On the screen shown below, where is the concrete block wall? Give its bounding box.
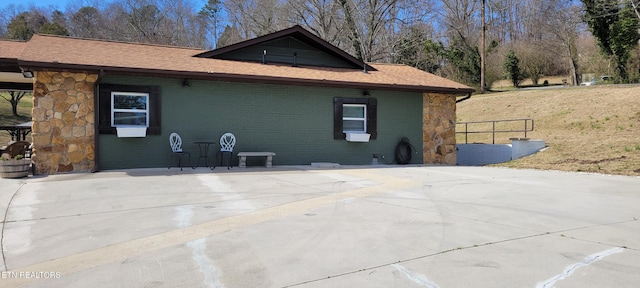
[511,138,546,159]
[456,144,513,166]
[457,139,546,166]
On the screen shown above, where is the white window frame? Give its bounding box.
[342,103,367,133]
[111,92,149,127]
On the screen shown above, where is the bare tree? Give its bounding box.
[224,0,287,39]
[516,42,549,85]
[336,0,364,60]
[337,0,409,62]
[217,24,244,47]
[1,91,28,117]
[437,0,482,84]
[163,0,208,48]
[93,0,210,47]
[69,6,105,38]
[393,23,440,71]
[544,2,583,85]
[199,0,223,48]
[284,0,344,45]
[5,9,49,40]
[0,0,618,86]
[439,0,480,44]
[632,0,640,20]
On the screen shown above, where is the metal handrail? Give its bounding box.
[456,118,534,144]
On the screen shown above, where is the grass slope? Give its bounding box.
[456,85,640,176]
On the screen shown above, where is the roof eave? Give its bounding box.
[0,82,32,90]
[18,61,474,95]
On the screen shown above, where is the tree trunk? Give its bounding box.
[337,0,363,61]
[2,91,26,117]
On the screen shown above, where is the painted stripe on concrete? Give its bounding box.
[188,238,223,288]
[173,205,194,228]
[173,186,222,288]
[392,264,440,288]
[3,169,414,286]
[536,247,625,288]
[197,174,254,211]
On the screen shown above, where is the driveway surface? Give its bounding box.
[1,166,638,287]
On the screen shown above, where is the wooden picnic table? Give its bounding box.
[0,121,32,142]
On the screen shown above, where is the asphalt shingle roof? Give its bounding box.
[0,40,27,59]
[5,34,474,94]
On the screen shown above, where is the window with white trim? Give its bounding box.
[111,92,149,127]
[342,104,367,133]
[333,97,377,140]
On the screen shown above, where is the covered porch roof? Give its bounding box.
[0,40,33,91]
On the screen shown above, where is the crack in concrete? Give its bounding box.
[283,218,636,287]
[1,182,26,272]
[2,192,332,223]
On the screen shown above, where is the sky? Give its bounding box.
[1,0,209,13]
[3,0,76,10]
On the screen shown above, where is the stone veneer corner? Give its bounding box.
[31,71,98,174]
[423,92,457,165]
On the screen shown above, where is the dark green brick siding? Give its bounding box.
[98,76,423,170]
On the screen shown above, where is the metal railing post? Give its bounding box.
[455,118,534,144]
[465,122,469,144]
[531,119,534,133]
[492,121,496,144]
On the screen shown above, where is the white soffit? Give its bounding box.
[0,72,33,83]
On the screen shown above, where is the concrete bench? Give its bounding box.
[237,152,276,168]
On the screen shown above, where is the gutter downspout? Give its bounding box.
[456,93,472,103]
[93,69,105,172]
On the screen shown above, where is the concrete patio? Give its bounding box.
[1,166,638,287]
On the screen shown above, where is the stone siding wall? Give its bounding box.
[31,71,98,174]
[423,93,457,165]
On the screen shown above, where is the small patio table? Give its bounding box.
[193,141,216,168]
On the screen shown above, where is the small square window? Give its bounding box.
[343,104,367,133]
[111,92,149,127]
[334,97,377,140]
[99,84,161,135]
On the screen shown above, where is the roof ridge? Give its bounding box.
[30,34,207,51]
[0,38,27,43]
[367,62,406,66]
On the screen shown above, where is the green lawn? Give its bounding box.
[0,92,33,145]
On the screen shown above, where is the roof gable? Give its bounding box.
[195,25,375,71]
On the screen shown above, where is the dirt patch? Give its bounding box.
[553,156,627,165]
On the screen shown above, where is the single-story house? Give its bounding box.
[0,25,474,174]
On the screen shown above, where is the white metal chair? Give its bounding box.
[169,132,192,171]
[214,132,236,169]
